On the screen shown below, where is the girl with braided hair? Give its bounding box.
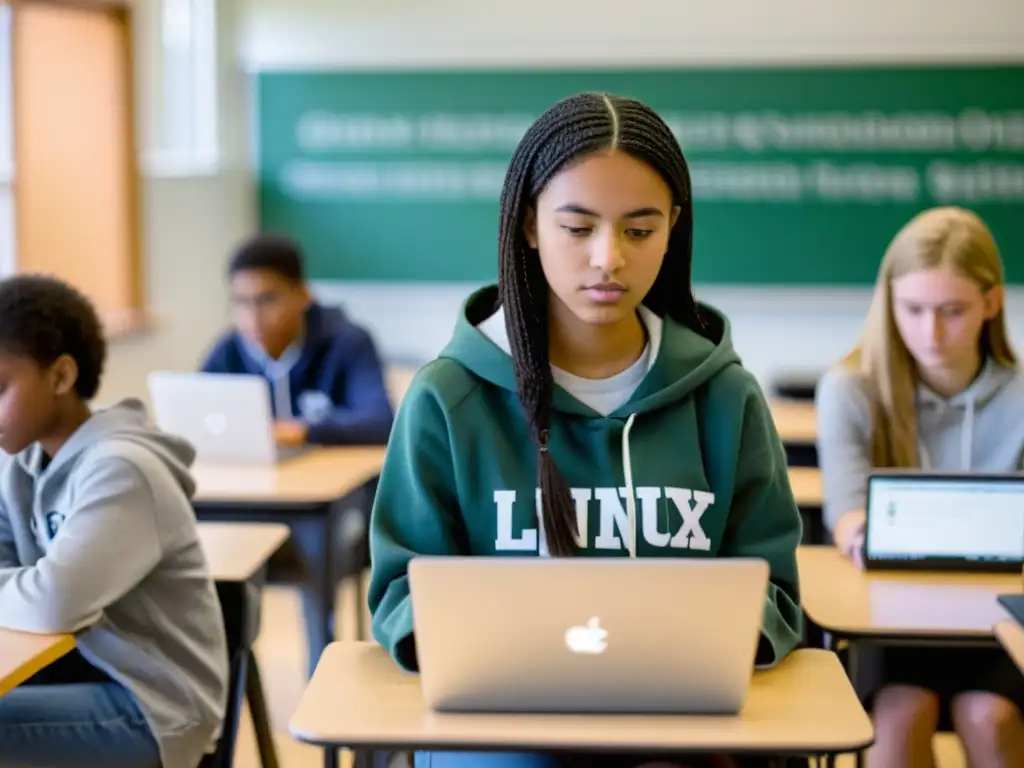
[368,92,804,768]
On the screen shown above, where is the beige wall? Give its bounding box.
[238,0,1024,67]
[98,171,252,404]
[96,0,254,406]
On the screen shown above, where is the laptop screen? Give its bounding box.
[865,474,1024,567]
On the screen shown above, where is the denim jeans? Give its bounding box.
[414,753,740,767]
[415,754,562,768]
[0,681,160,767]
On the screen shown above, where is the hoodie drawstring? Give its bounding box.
[622,413,638,558]
[961,399,974,471]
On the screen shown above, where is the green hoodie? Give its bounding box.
[369,286,803,672]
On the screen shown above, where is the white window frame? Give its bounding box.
[143,0,219,177]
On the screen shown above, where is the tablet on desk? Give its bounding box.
[864,472,1024,573]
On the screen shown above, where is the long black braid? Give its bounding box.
[497,92,704,557]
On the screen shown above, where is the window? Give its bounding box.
[12,1,143,334]
[147,0,218,175]
[0,2,13,277]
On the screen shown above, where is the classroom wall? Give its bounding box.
[238,0,1024,66]
[234,0,1024,386]
[96,0,253,406]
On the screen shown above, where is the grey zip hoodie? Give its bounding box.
[0,399,228,768]
[815,357,1024,532]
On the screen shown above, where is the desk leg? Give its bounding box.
[354,566,367,641]
[829,639,866,768]
[292,515,337,677]
[323,747,339,768]
[246,658,279,768]
[192,504,339,678]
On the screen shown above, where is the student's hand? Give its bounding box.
[274,420,308,447]
[834,509,867,570]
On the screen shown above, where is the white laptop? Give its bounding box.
[865,471,1024,573]
[147,371,305,464]
[408,557,769,714]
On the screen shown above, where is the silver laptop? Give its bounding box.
[865,471,1024,573]
[408,556,769,714]
[147,371,305,464]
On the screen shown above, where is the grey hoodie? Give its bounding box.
[815,358,1024,532]
[0,399,228,768]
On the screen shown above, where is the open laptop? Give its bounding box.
[147,371,305,464]
[998,595,1024,629]
[408,557,769,714]
[864,471,1024,573]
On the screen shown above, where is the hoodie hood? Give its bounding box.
[240,301,349,371]
[239,301,352,420]
[916,357,1019,471]
[440,286,745,565]
[290,301,353,357]
[17,398,196,497]
[917,356,1013,411]
[439,285,741,418]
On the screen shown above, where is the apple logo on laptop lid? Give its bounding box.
[565,616,608,655]
[204,412,228,436]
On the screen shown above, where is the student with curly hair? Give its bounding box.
[0,275,228,768]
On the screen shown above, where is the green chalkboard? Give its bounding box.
[255,66,1024,285]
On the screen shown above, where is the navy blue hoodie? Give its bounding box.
[201,302,394,445]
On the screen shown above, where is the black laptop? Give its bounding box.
[999,595,1024,628]
[864,471,1024,574]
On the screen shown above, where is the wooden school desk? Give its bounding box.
[799,547,1020,766]
[798,545,1021,642]
[787,466,825,546]
[193,447,386,677]
[995,620,1024,675]
[0,629,75,698]
[769,399,817,446]
[198,521,291,583]
[787,467,821,509]
[291,642,873,768]
[198,521,291,768]
[769,397,818,473]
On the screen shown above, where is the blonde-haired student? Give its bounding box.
[816,206,1024,766]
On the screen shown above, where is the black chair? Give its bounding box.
[785,444,819,469]
[771,376,820,402]
[200,580,278,768]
